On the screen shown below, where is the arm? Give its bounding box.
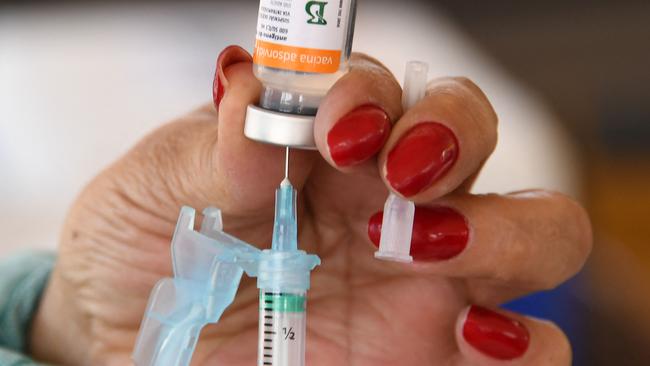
[0,252,55,365]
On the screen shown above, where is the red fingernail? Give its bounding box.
[213,45,252,110]
[463,306,530,360]
[327,105,391,167]
[368,206,468,261]
[385,122,459,197]
[368,211,384,246]
[213,71,225,109]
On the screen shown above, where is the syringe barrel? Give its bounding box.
[258,290,308,366]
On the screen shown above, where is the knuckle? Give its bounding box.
[426,77,498,148]
[459,79,498,132]
[451,76,482,97]
[349,53,395,79]
[333,57,402,115]
[428,77,495,117]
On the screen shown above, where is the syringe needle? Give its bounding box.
[284,146,290,181]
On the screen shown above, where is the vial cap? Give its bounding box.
[244,105,317,150]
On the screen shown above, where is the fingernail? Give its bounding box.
[327,105,391,167]
[213,70,225,109]
[367,206,468,261]
[368,211,384,246]
[385,122,459,197]
[463,306,530,360]
[213,45,252,110]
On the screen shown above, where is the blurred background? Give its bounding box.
[1,0,649,364]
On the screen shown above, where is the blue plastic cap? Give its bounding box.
[272,179,298,252]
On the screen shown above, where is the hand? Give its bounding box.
[30,46,592,366]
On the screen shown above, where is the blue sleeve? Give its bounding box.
[0,251,56,365]
[0,348,47,366]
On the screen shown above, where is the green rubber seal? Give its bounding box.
[261,293,306,313]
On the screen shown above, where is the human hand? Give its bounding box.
[30,46,592,366]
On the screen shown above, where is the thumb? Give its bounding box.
[110,46,317,225]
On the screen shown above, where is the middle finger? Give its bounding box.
[367,190,593,304]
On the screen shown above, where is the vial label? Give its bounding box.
[255,0,351,74]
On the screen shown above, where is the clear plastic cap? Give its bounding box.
[374,61,429,263]
[402,61,429,110]
[374,193,416,263]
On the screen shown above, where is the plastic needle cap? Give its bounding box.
[272,147,298,252]
[374,61,430,263]
[272,178,298,252]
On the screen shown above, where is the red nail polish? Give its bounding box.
[213,70,225,109]
[463,306,530,360]
[368,211,384,246]
[367,206,468,261]
[412,206,468,260]
[327,105,391,167]
[213,45,252,110]
[385,122,459,197]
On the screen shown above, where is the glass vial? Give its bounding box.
[245,0,358,149]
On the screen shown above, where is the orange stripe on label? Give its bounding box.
[254,40,341,74]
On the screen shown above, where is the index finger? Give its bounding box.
[378,77,499,202]
[314,53,403,173]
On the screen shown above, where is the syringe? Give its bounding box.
[131,147,320,366]
[257,148,320,366]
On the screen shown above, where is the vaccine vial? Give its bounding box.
[245,0,358,149]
